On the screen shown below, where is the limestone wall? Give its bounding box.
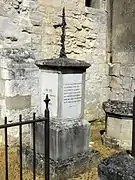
[0,0,42,142]
[109,0,135,101]
[0,57,39,143]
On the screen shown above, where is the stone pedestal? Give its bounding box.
[103,100,133,150]
[35,119,90,161]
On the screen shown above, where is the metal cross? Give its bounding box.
[53,7,67,58]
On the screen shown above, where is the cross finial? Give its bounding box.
[53,7,67,58]
[44,94,50,110]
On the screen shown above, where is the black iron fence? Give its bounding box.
[0,94,50,180]
[132,95,135,157]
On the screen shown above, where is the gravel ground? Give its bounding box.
[0,122,119,180]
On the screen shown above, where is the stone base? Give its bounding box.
[98,151,135,180]
[106,117,132,150]
[102,134,131,150]
[18,147,100,180]
[31,118,90,161]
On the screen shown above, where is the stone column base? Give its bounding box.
[98,152,135,180]
[17,147,100,180]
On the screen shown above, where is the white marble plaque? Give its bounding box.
[62,74,82,119]
[40,70,58,117]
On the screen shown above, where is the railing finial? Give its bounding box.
[44,94,50,110]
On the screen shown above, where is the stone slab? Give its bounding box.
[103,100,133,117]
[98,152,135,180]
[35,58,90,69]
[105,117,132,150]
[5,95,31,110]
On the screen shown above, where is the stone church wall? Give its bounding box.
[109,0,135,101]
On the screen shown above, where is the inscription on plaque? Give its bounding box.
[63,83,81,105]
[62,74,82,119]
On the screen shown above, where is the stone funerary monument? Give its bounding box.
[22,7,98,179]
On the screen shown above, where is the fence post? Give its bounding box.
[4,117,8,180]
[19,114,23,180]
[132,95,135,157]
[44,94,50,180]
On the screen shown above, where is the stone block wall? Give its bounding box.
[0,0,43,57]
[0,50,39,144]
[109,0,135,102]
[0,0,42,143]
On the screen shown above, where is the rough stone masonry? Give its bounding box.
[0,0,109,141]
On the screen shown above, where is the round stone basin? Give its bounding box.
[103,100,133,150]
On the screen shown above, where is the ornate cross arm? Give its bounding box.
[53,7,67,58]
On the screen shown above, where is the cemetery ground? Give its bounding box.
[0,120,119,180]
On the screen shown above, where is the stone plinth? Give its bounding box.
[98,152,135,180]
[33,119,90,161]
[103,100,133,150]
[19,146,100,180]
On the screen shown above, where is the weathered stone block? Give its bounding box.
[130,66,135,78]
[107,117,121,140]
[30,11,42,26]
[122,77,132,90]
[0,79,5,97]
[131,79,135,92]
[1,68,15,80]
[38,0,61,7]
[98,64,109,75]
[5,78,39,96]
[107,117,132,150]
[6,95,31,110]
[20,18,32,33]
[113,52,129,64]
[32,119,90,161]
[31,34,42,44]
[110,63,120,76]
[120,65,130,77]
[110,76,122,90]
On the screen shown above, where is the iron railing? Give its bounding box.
[132,95,135,157]
[0,94,50,180]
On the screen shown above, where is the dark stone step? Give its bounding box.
[98,151,135,180]
[17,146,100,180]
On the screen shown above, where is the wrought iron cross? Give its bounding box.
[53,7,67,58]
